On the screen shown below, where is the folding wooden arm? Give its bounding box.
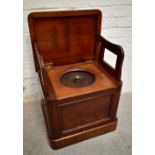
[98,35,124,81]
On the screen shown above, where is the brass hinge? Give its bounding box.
[82,54,93,64]
[84,59,93,63]
[44,62,54,70]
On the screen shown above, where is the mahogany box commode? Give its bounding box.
[28,10,124,149]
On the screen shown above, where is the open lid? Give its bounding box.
[28,10,102,71]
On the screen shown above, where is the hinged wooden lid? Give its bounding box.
[28,10,101,71]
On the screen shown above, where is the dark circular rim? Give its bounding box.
[60,69,96,88]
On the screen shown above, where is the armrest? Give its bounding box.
[98,35,124,81]
[34,43,48,96]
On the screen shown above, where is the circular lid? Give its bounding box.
[60,70,95,88]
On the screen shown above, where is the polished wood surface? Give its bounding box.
[41,98,117,149]
[98,36,124,80]
[28,10,101,71]
[28,10,124,149]
[46,62,117,100]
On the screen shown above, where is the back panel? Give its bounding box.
[28,10,101,71]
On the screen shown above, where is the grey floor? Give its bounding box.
[24,93,132,155]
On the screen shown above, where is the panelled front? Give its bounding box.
[58,94,114,135]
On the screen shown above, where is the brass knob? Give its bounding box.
[74,74,81,82]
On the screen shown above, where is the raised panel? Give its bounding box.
[60,95,112,132]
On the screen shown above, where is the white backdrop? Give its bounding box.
[23,0,132,97]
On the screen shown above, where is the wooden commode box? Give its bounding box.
[28,10,124,149]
